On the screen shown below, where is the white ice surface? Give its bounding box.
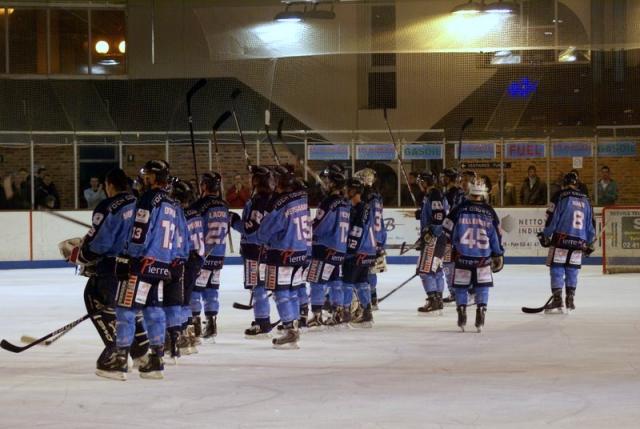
[0,265,639,429]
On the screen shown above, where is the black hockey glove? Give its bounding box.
[229,211,241,227]
[490,255,504,273]
[583,242,595,257]
[414,209,422,220]
[115,256,131,281]
[536,232,551,248]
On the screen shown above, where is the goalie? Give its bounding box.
[59,168,150,380]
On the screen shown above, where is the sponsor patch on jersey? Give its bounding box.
[292,266,305,286]
[157,280,164,303]
[245,260,258,287]
[259,263,266,282]
[277,266,293,285]
[211,270,221,286]
[195,269,211,287]
[135,209,150,224]
[569,250,582,265]
[92,212,104,226]
[553,248,569,264]
[442,218,454,231]
[321,263,335,281]
[135,281,151,304]
[453,268,471,286]
[477,265,493,284]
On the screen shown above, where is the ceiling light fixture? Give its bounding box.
[274,2,306,22]
[484,0,517,14]
[451,0,483,15]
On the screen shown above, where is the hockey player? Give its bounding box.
[229,166,276,338]
[538,171,595,313]
[441,168,464,304]
[59,168,150,380]
[340,177,377,328]
[306,165,350,329]
[107,160,179,379]
[443,177,504,332]
[415,171,449,315]
[353,168,386,310]
[190,172,230,341]
[256,165,309,349]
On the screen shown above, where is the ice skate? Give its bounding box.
[177,329,195,355]
[324,307,343,328]
[192,316,203,345]
[544,290,565,314]
[475,305,486,333]
[299,305,309,330]
[95,348,128,381]
[165,330,181,365]
[565,289,576,312]
[131,353,149,371]
[350,305,373,329]
[272,325,300,349]
[417,293,443,316]
[340,307,352,328]
[202,315,217,342]
[306,310,325,331]
[443,293,456,307]
[139,348,164,379]
[245,319,272,339]
[371,293,379,311]
[457,305,467,332]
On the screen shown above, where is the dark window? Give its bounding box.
[1,9,7,73]
[9,9,48,73]
[368,71,396,109]
[371,53,395,67]
[91,10,126,75]
[50,9,88,74]
[79,146,116,160]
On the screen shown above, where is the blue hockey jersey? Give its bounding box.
[311,193,350,262]
[81,192,136,274]
[446,186,465,209]
[192,195,229,259]
[232,193,272,261]
[366,190,387,249]
[127,188,179,278]
[347,200,377,257]
[420,188,449,237]
[173,205,190,260]
[184,206,205,258]
[443,200,503,259]
[256,189,309,266]
[543,189,595,249]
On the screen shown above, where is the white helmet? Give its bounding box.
[354,168,376,187]
[467,177,489,200]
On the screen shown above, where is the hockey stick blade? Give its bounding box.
[1,313,92,353]
[213,111,232,131]
[186,78,207,102]
[521,295,554,314]
[232,302,253,310]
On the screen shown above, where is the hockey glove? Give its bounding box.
[115,256,131,281]
[490,255,504,273]
[414,209,422,220]
[536,232,551,248]
[584,242,595,257]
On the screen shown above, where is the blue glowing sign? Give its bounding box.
[508,78,538,98]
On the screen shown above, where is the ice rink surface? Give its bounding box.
[0,264,639,429]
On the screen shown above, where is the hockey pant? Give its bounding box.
[191,267,220,316]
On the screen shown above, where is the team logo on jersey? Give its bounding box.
[135,209,150,223]
[92,212,104,226]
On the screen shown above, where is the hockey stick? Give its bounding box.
[377,273,419,303]
[456,117,474,169]
[233,292,274,310]
[229,88,252,171]
[383,108,418,208]
[211,110,235,254]
[400,239,421,255]
[20,328,69,347]
[186,78,207,186]
[521,295,554,314]
[276,119,327,191]
[1,313,92,353]
[265,110,281,166]
[44,210,91,229]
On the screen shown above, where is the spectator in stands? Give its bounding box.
[570,169,589,196]
[550,171,564,198]
[490,173,516,206]
[520,165,547,205]
[1,168,31,209]
[83,176,107,209]
[226,174,250,208]
[36,173,60,209]
[597,166,618,206]
[401,172,423,207]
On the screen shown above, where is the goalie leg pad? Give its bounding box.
[253,286,270,320]
[84,277,117,348]
[142,306,166,348]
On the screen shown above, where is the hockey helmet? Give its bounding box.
[171,179,193,205]
[467,177,489,199]
[353,168,376,187]
[272,164,296,190]
[443,167,459,179]
[417,171,437,188]
[200,172,222,194]
[346,177,364,195]
[563,171,579,187]
[140,159,170,183]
